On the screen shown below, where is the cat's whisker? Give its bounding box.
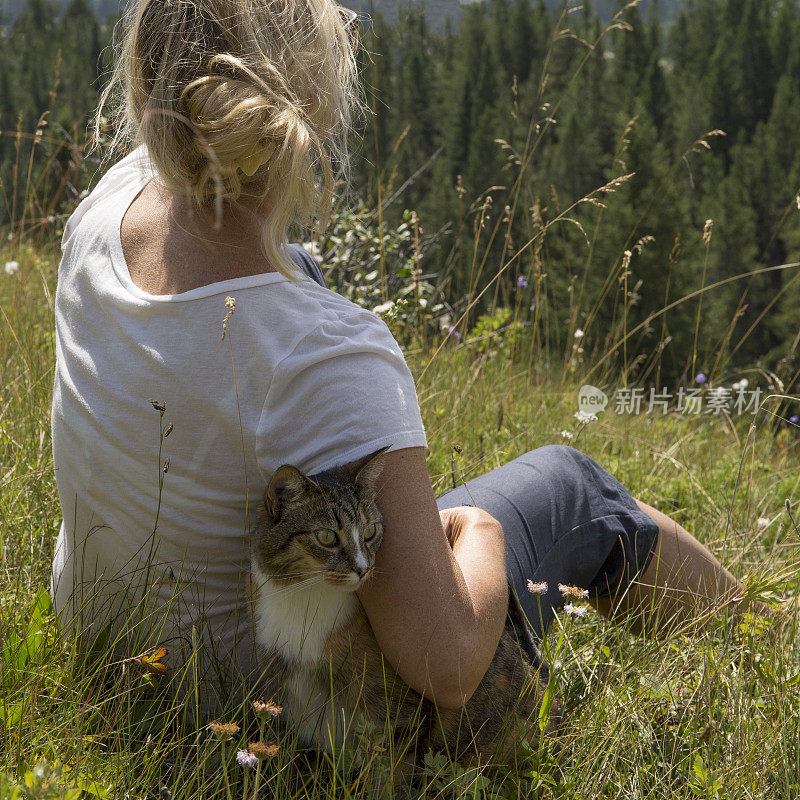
[275,569,330,579]
[254,575,330,601]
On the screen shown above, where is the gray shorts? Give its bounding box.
[436,445,660,643]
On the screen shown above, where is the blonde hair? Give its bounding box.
[94,0,365,278]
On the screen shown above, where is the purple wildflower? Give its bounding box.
[790,415,799,425]
[517,276,528,289]
[447,326,461,341]
[695,373,707,386]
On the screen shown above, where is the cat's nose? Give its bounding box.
[353,554,370,579]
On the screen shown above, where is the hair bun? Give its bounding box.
[96,0,365,276]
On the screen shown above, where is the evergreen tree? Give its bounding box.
[56,0,101,129]
[11,0,60,120]
[387,2,438,213]
[350,11,394,203]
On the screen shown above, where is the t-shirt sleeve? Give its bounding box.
[256,311,427,478]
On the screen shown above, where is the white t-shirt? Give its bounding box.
[50,145,427,688]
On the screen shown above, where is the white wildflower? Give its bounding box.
[574,410,598,424]
[4,260,19,276]
[564,603,588,617]
[373,301,395,316]
[527,580,548,595]
[301,240,321,257]
[732,379,749,392]
[236,749,258,768]
[756,517,771,530]
[574,328,584,339]
[560,430,574,441]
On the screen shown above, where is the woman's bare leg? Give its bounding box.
[591,499,775,633]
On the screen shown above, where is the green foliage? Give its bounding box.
[466,307,528,359]
[3,239,800,798]
[318,204,445,346]
[1,760,83,800]
[351,0,800,386]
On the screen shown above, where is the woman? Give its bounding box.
[51,0,763,717]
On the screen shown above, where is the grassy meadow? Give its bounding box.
[2,1,800,789]
[2,227,800,799]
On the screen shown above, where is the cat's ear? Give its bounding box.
[350,446,391,490]
[265,465,314,522]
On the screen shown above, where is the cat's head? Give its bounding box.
[253,447,389,591]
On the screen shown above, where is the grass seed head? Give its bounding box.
[253,699,282,718]
[248,741,280,760]
[559,583,589,599]
[208,721,240,740]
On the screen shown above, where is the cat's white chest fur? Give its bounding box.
[250,561,360,750]
[250,561,359,665]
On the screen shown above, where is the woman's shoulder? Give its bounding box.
[257,293,426,475]
[276,285,401,358]
[259,266,387,334]
[61,145,153,251]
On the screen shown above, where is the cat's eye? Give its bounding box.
[363,522,377,541]
[314,528,338,547]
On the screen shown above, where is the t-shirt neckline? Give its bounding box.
[107,153,297,304]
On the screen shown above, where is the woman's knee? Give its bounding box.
[518,444,586,488]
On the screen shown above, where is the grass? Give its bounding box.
[2,234,800,798]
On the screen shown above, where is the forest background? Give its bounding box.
[2,0,800,389]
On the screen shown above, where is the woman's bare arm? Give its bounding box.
[356,447,508,710]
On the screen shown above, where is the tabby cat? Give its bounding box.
[248,447,555,767]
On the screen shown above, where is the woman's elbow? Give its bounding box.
[422,633,496,710]
[428,676,480,711]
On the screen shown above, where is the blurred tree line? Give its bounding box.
[2,0,799,387]
[349,0,800,386]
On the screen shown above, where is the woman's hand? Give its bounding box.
[356,448,508,710]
